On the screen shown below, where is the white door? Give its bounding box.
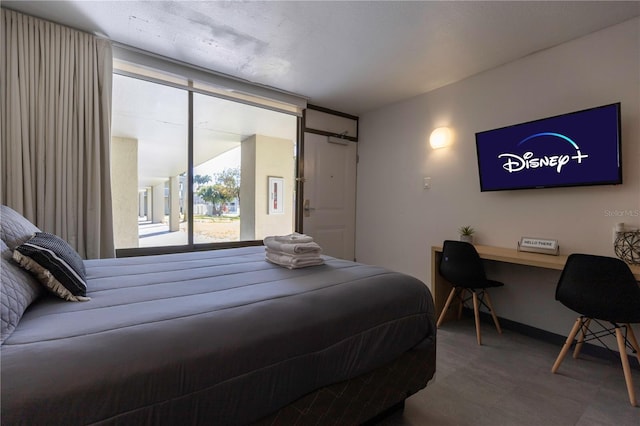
[302,132,357,260]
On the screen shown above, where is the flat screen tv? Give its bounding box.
[475,103,622,192]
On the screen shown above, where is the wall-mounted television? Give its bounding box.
[475,103,622,192]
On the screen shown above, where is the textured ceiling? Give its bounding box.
[3,1,640,115]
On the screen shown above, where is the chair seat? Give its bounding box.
[552,253,640,407]
[461,279,504,289]
[556,254,640,324]
[594,312,640,324]
[485,279,504,288]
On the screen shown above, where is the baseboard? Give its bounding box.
[462,308,640,371]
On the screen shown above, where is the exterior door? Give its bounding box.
[302,132,357,260]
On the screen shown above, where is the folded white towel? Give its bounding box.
[265,248,321,260]
[263,236,322,255]
[273,233,314,244]
[265,249,324,269]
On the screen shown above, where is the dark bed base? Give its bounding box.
[253,338,436,426]
[361,401,406,425]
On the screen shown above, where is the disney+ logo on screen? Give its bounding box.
[475,104,620,191]
[498,132,589,174]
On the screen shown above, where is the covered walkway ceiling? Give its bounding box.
[112,74,296,189]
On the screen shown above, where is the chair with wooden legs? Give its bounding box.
[436,240,504,345]
[551,253,640,407]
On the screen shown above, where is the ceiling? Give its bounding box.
[4,1,639,115]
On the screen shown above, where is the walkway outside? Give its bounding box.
[138,217,240,247]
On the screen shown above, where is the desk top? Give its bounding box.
[432,244,640,280]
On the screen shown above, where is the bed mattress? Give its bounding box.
[1,246,436,425]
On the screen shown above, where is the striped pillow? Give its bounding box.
[13,232,90,302]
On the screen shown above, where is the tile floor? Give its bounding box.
[378,318,640,426]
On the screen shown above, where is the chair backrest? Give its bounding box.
[439,240,488,289]
[556,253,640,323]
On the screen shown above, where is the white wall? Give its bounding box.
[356,18,640,336]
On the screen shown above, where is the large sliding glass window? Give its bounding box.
[111,74,297,253]
[111,74,188,249]
[193,93,297,244]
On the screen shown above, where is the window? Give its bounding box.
[111,74,298,254]
[192,93,297,244]
[111,75,188,249]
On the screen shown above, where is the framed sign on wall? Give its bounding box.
[268,176,284,215]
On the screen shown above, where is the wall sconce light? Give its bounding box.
[430,127,451,149]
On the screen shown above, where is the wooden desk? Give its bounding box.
[431,244,640,319]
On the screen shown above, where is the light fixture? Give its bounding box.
[430,127,451,149]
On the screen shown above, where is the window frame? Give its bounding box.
[112,55,304,258]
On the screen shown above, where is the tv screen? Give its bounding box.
[475,103,622,192]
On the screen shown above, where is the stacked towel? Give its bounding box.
[273,233,314,244]
[263,235,321,254]
[264,233,324,269]
[264,250,324,269]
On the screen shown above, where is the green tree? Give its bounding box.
[215,168,240,203]
[197,185,225,216]
[196,168,240,216]
[193,174,211,187]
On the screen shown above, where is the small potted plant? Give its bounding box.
[458,226,475,244]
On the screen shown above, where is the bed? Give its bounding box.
[1,206,436,425]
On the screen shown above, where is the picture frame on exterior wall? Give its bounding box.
[268,176,284,215]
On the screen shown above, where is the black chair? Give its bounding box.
[551,253,640,407]
[436,240,504,345]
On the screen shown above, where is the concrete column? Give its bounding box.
[111,137,139,249]
[169,175,180,232]
[241,134,295,241]
[241,136,257,240]
[152,182,166,224]
[138,191,145,218]
[181,176,188,224]
[145,188,151,219]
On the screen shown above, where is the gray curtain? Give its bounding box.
[1,8,115,259]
